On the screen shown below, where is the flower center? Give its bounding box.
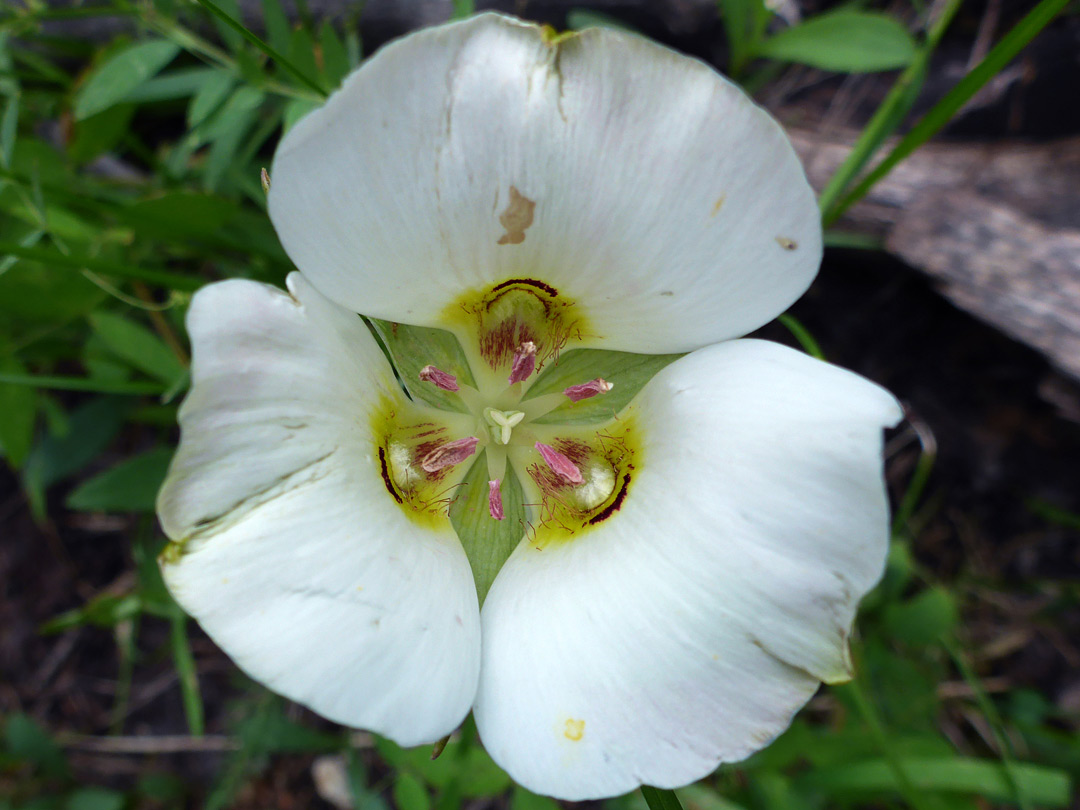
[374,279,641,562]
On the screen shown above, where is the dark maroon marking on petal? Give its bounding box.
[378,446,403,504]
[489,278,559,298]
[587,473,631,525]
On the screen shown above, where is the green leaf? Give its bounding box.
[318,20,350,88]
[757,12,917,73]
[0,354,37,468]
[777,313,825,360]
[283,96,319,131]
[22,396,128,518]
[136,773,187,803]
[376,728,510,798]
[261,0,292,54]
[286,27,321,91]
[66,446,174,512]
[3,714,68,778]
[718,0,771,76]
[346,748,391,810]
[170,615,204,736]
[90,311,186,386]
[525,349,682,425]
[234,698,341,754]
[678,785,752,810]
[123,66,223,103]
[565,10,639,32]
[368,319,478,412]
[192,0,328,97]
[187,69,236,128]
[882,586,958,646]
[0,372,164,395]
[65,787,125,810]
[41,592,142,633]
[817,0,963,218]
[74,40,181,120]
[208,0,245,52]
[201,86,264,191]
[641,787,685,810]
[799,758,1071,806]
[450,0,475,20]
[450,451,526,605]
[69,103,135,164]
[510,787,561,810]
[394,773,431,810]
[829,0,1069,220]
[122,192,239,240]
[0,240,202,291]
[0,92,18,169]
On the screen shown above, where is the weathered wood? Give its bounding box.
[790,129,1080,380]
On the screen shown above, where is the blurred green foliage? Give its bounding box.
[0,0,1076,807]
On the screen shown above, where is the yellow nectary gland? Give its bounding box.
[442,279,587,378]
[523,417,640,545]
[369,396,470,528]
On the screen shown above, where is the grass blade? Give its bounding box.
[0,241,203,290]
[0,372,166,395]
[801,757,1071,805]
[818,0,963,221]
[943,638,1032,810]
[191,0,328,98]
[828,0,1070,221]
[170,613,206,736]
[837,677,935,810]
[778,314,825,360]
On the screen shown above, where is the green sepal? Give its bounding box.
[368,319,477,413]
[449,451,525,606]
[525,349,683,424]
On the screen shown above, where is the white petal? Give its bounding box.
[474,340,900,799]
[268,14,820,353]
[158,274,480,746]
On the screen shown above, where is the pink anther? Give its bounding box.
[420,437,479,472]
[419,365,459,392]
[508,341,537,384]
[488,479,505,520]
[563,378,614,402]
[534,442,584,485]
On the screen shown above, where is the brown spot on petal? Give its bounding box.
[712,194,726,215]
[497,186,535,245]
[776,236,798,251]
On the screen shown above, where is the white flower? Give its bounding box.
[156,13,901,800]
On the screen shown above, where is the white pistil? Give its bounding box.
[420,436,479,472]
[419,364,460,392]
[535,442,584,485]
[508,341,537,384]
[484,408,526,445]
